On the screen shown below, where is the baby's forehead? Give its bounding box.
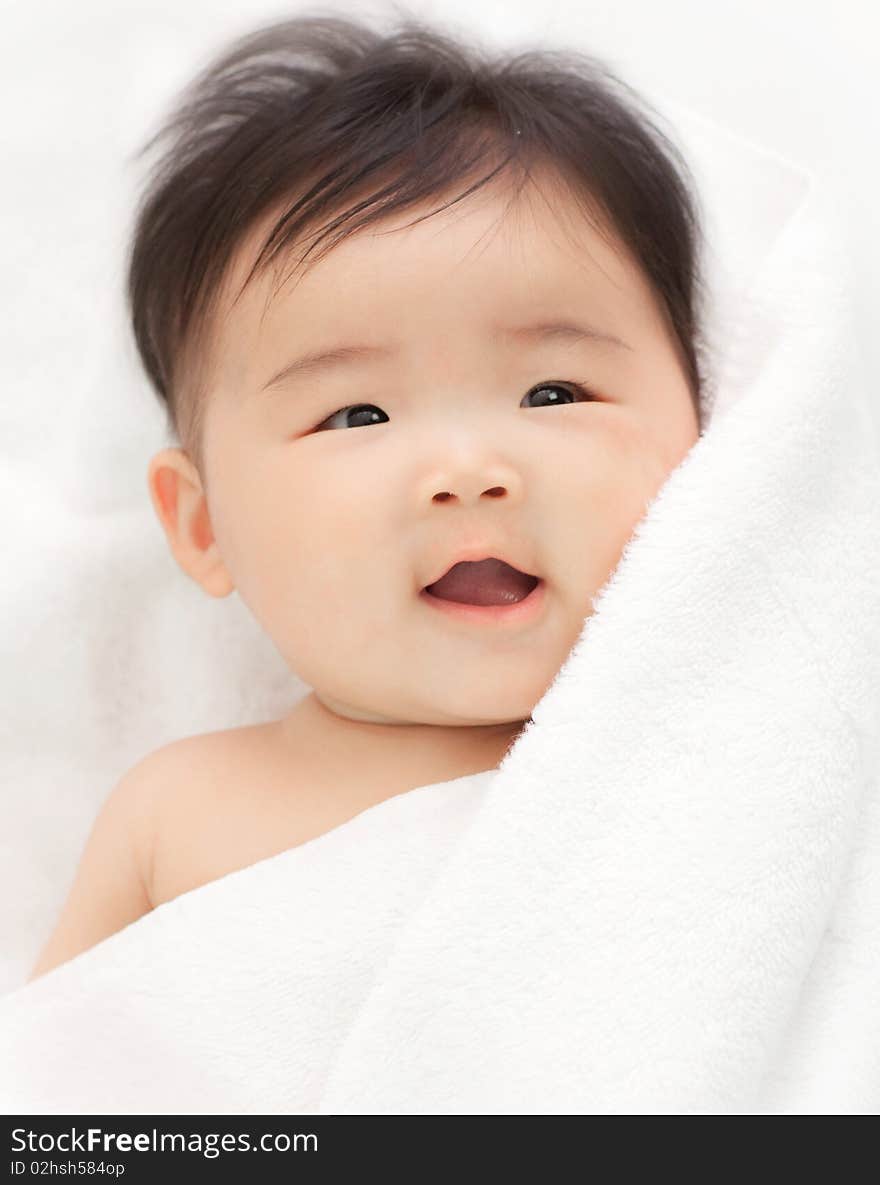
[231,163,612,294]
[250,212,627,340]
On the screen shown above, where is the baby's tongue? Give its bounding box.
[426,558,536,606]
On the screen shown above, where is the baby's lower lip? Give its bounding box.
[418,578,547,626]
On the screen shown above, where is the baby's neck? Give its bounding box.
[281,691,527,776]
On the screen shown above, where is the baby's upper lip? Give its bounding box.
[422,546,540,590]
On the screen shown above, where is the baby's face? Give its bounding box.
[151,169,699,730]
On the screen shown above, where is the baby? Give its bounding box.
[29,12,702,981]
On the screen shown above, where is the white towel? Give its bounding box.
[2,102,878,1115]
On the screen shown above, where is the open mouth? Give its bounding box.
[422,557,540,606]
[420,558,545,624]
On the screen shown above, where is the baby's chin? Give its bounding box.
[422,660,568,727]
[404,685,546,731]
[313,690,534,732]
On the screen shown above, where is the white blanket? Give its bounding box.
[2,103,879,1115]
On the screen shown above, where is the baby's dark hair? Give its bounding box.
[125,8,705,479]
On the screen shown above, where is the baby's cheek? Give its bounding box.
[563,404,651,477]
[598,404,688,493]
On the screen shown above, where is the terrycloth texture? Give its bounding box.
[1,103,879,1114]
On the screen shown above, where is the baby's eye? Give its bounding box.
[316,404,390,431]
[522,381,596,409]
[313,380,596,431]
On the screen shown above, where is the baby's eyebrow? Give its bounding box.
[258,319,631,395]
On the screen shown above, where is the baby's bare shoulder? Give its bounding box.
[26,725,291,981]
[145,722,299,907]
[146,722,283,802]
[140,723,280,839]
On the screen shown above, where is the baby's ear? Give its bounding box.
[146,448,234,598]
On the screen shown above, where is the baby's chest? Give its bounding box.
[146,721,491,910]
[147,756,411,909]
